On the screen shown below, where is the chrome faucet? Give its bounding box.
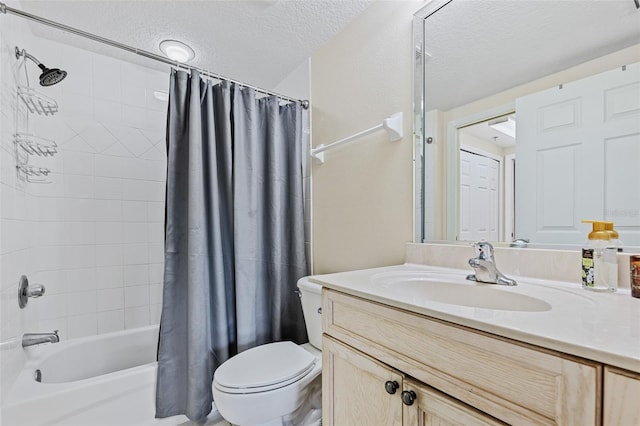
[22,330,59,347]
[466,242,517,286]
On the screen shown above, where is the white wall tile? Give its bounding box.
[66,268,97,293]
[64,174,95,198]
[123,222,148,243]
[62,245,95,270]
[124,264,149,286]
[149,304,162,325]
[95,266,123,289]
[80,124,117,153]
[122,105,147,129]
[66,222,96,245]
[36,293,67,321]
[93,55,121,103]
[62,198,95,222]
[123,201,147,222]
[95,244,123,267]
[97,309,124,334]
[64,151,95,176]
[62,91,94,119]
[94,177,122,200]
[94,199,122,222]
[149,284,163,305]
[35,197,64,221]
[66,291,97,316]
[95,222,123,245]
[125,285,149,308]
[94,154,124,178]
[125,306,149,329]
[123,244,149,265]
[149,263,164,284]
[67,313,97,339]
[148,223,164,243]
[35,221,67,247]
[94,99,122,123]
[97,288,124,312]
[147,202,165,223]
[61,45,94,95]
[148,243,164,264]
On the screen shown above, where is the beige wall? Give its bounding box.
[310,1,423,274]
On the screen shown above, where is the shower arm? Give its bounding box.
[15,47,45,70]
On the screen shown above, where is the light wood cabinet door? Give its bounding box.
[604,366,640,426]
[323,335,403,426]
[323,289,601,425]
[403,378,505,426]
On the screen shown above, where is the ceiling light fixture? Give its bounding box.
[159,40,195,63]
[488,116,516,138]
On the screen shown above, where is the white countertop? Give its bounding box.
[310,263,640,373]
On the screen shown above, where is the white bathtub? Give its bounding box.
[1,326,222,426]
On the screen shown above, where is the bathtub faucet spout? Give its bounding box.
[22,330,59,347]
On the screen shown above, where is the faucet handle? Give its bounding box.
[472,241,494,260]
[26,283,45,298]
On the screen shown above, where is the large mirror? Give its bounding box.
[414,0,640,248]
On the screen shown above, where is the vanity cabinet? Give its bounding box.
[322,289,600,426]
[323,335,503,426]
[603,367,640,425]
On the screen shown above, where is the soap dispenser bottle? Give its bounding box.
[604,221,620,291]
[581,220,616,292]
[604,221,623,251]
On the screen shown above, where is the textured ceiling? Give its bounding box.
[10,0,373,91]
[424,0,640,111]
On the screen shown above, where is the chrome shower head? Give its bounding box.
[15,46,68,87]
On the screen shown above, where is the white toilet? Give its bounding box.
[213,277,323,426]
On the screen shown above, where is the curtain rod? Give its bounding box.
[0,2,310,109]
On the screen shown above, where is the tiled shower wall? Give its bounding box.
[1,11,168,397]
[26,37,168,338]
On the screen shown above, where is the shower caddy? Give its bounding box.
[13,46,60,184]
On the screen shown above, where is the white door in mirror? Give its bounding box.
[516,63,640,245]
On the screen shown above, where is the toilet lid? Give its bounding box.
[214,341,316,393]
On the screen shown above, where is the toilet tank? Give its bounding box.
[297,277,322,350]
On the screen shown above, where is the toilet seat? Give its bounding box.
[214,341,317,394]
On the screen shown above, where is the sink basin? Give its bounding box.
[371,271,551,312]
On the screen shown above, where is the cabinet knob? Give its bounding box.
[384,380,399,394]
[401,390,416,406]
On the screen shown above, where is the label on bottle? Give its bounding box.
[582,248,594,287]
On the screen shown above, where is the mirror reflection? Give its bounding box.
[416,0,640,247]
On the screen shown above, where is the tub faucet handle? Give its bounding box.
[18,275,46,309]
[26,283,45,298]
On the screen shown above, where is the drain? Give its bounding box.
[34,369,42,382]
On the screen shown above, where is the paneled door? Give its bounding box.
[459,149,500,242]
[516,62,640,244]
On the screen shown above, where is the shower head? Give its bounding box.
[15,46,67,87]
[37,64,67,87]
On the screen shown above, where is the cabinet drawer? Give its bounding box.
[323,289,600,425]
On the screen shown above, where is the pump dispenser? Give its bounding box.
[581,220,616,292]
[604,222,623,251]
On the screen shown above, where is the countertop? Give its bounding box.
[309,263,640,373]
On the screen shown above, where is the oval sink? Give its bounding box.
[372,272,551,312]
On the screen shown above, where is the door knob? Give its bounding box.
[401,390,416,406]
[384,380,399,394]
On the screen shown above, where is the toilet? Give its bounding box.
[213,277,323,426]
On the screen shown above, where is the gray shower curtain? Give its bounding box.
[155,69,309,422]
